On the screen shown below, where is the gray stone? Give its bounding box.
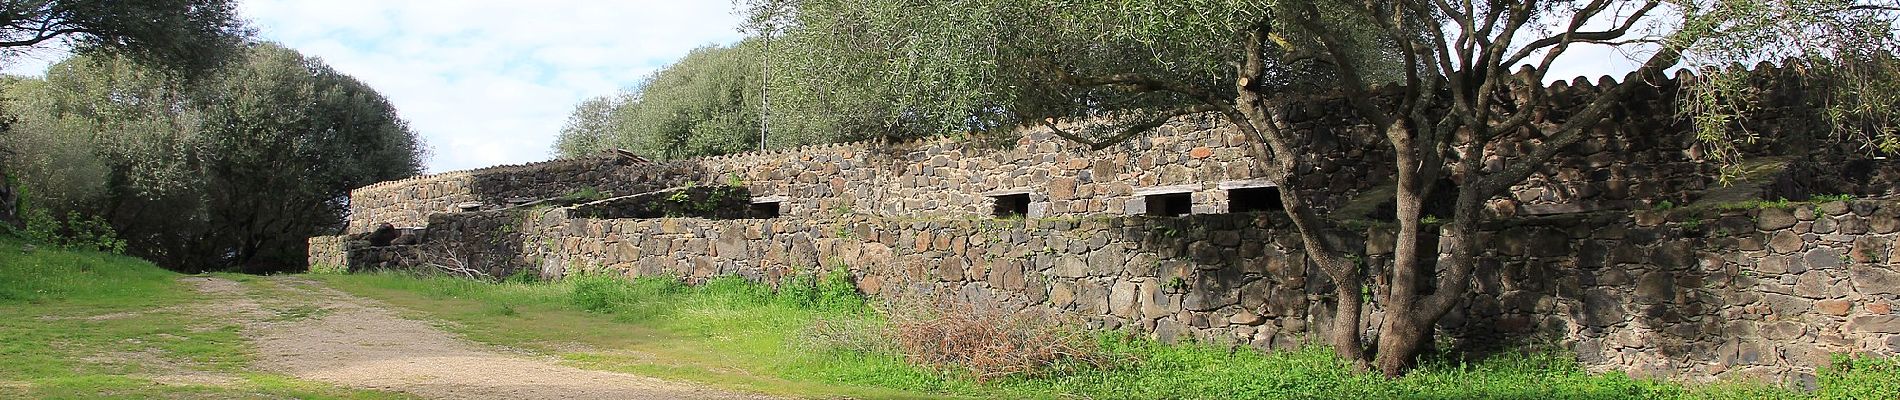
[1761,321,1807,340]
[1871,213,1900,233]
[1582,289,1627,326]
[1792,272,1831,299]
[1228,310,1266,326]
[1848,315,1900,334]
[1636,272,1675,303]
[1183,271,1242,311]
[1803,247,1844,270]
[1850,265,1900,296]
[1139,280,1169,319]
[1053,255,1088,278]
[1087,247,1124,275]
[1110,280,1140,318]
[1818,201,1850,216]
[1757,208,1798,230]
[938,256,966,281]
[1762,293,1812,315]
[1756,255,1793,275]
[1768,231,1804,254]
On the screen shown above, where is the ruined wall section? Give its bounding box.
[345,156,703,233]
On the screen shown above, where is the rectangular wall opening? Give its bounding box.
[749,201,781,218]
[992,193,1030,217]
[1144,192,1192,217]
[1228,186,1284,213]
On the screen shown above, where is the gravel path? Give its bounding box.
[183,276,771,400]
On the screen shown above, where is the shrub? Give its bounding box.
[22,208,126,254]
[1818,354,1900,400]
[885,295,1109,381]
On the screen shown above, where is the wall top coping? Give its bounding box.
[1218,179,1280,190]
[1134,184,1203,196]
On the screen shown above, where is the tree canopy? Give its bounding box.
[1,43,423,272]
[555,42,770,160]
[0,0,250,76]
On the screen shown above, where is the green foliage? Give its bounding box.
[1810,194,1855,203]
[1818,354,1900,400]
[1674,2,1900,174]
[560,186,609,203]
[555,42,774,159]
[22,208,126,254]
[1,44,423,273]
[740,0,1386,145]
[1716,197,1797,211]
[0,0,251,76]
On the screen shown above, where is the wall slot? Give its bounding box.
[992,193,1030,217]
[1228,186,1283,213]
[1144,192,1192,217]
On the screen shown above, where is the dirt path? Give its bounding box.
[182,276,772,400]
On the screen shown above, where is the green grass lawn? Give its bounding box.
[0,237,408,399]
[313,269,1900,400]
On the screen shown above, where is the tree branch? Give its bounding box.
[1036,104,1221,150]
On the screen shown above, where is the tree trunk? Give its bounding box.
[1372,121,1432,376]
[1330,267,1367,366]
[0,170,18,229]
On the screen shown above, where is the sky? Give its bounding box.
[236,1,748,173]
[0,2,1655,174]
[5,1,748,173]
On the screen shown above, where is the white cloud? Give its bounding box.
[239,0,746,172]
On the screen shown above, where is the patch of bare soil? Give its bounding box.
[188,276,773,400]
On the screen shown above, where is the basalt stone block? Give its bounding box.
[1757,208,1798,231]
[1848,315,1900,334]
[1768,231,1805,254]
[1850,265,1900,296]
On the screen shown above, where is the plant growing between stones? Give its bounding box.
[1165,276,1187,291]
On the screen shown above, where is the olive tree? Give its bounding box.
[0,0,249,227]
[744,0,1900,376]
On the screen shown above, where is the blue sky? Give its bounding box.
[3,1,746,173]
[237,0,747,173]
[0,1,1655,174]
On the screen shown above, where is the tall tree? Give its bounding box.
[554,42,769,160]
[2,44,423,272]
[745,0,1900,376]
[0,0,249,227]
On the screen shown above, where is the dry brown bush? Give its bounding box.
[883,295,1112,381]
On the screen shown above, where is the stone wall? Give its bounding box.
[310,65,1900,386]
[316,199,1879,385]
[307,235,347,273]
[1440,201,1900,386]
[344,156,704,233]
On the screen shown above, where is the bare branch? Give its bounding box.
[1037,105,1220,150]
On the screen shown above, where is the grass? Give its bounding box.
[0,236,409,399]
[314,269,1900,400]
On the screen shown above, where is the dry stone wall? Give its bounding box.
[313,65,1900,386]
[344,157,704,233]
[438,199,1896,385]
